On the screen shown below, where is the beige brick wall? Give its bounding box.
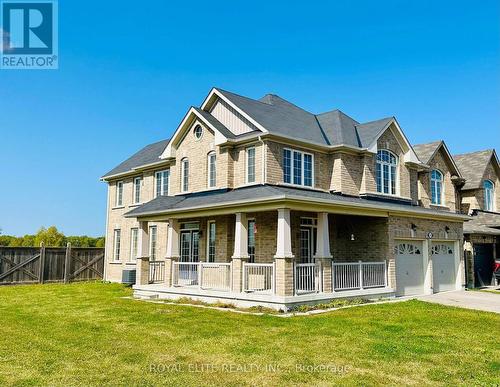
[418,148,458,211]
[105,175,168,282]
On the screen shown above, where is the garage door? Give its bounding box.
[431,242,456,293]
[395,241,424,296]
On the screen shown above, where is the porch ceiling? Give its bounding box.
[124,184,470,222]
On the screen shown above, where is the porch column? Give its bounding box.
[274,208,294,296]
[314,212,333,293]
[231,212,249,292]
[164,218,180,287]
[136,221,150,286]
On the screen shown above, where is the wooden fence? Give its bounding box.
[0,243,104,285]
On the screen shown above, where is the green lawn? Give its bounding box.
[0,283,499,386]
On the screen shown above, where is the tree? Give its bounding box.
[34,226,66,247]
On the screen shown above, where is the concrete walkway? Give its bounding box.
[418,290,500,314]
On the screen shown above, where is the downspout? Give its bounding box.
[259,135,266,184]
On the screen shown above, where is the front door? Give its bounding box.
[474,244,494,287]
[180,229,199,262]
[300,228,316,263]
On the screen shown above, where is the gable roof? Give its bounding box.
[213,88,411,151]
[413,141,442,164]
[454,149,499,190]
[101,139,169,179]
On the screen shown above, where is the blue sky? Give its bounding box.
[1,0,499,236]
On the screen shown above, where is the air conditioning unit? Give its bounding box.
[122,269,136,285]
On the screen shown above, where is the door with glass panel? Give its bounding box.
[179,223,199,285]
[297,219,318,293]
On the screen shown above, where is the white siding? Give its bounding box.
[210,98,259,135]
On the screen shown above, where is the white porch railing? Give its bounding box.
[200,262,232,291]
[295,263,321,294]
[173,262,199,287]
[333,260,387,291]
[149,261,165,284]
[243,262,274,294]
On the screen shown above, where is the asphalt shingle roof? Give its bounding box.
[454,149,496,190]
[124,184,467,219]
[101,139,170,179]
[413,141,443,164]
[216,88,393,148]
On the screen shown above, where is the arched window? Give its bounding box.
[376,150,398,195]
[430,170,444,205]
[484,180,495,211]
[181,158,189,192]
[207,151,216,188]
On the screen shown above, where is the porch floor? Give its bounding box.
[133,283,395,311]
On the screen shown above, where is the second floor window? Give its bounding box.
[133,177,142,204]
[376,150,397,195]
[208,152,216,188]
[155,170,170,197]
[430,170,443,205]
[484,180,495,211]
[246,147,256,183]
[113,229,121,261]
[115,181,123,206]
[181,158,189,192]
[283,148,313,187]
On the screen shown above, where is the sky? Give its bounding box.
[0,0,499,237]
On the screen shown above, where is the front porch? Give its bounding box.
[132,209,394,310]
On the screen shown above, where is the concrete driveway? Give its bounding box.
[418,290,500,314]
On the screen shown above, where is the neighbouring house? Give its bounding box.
[101,88,473,310]
[454,150,500,287]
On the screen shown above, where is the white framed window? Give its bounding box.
[113,229,121,261]
[133,177,142,204]
[149,226,157,261]
[130,228,138,261]
[155,169,170,197]
[484,180,495,211]
[246,147,256,184]
[430,170,444,205]
[248,219,256,263]
[208,152,216,188]
[115,181,123,206]
[181,158,189,193]
[376,150,398,195]
[207,221,216,262]
[193,124,203,140]
[283,148,313,188]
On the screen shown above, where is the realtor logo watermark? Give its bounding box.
[1,0,58,69]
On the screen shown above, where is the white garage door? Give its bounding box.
[431,242,456,293]
[395,241,424,296]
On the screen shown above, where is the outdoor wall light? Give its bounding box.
[350,234,355,241]
[411,224,417,232]
[445,226,450,233]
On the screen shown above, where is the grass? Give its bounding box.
[0,283,499,386]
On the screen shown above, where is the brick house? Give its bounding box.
[101,88,481,310]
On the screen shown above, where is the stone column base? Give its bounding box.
[315,257,333,293]
[275,256,294,296]
[164,256,179,287]
[231,256,249,293]
[136,256,150,285]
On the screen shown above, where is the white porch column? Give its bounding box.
[165,219,180,287]
[232,212,249,259]
[274,208,293,259]
[136,221,150,286]
[232,213,249,293]
[314,212,333,293]
[274,208,294,297]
